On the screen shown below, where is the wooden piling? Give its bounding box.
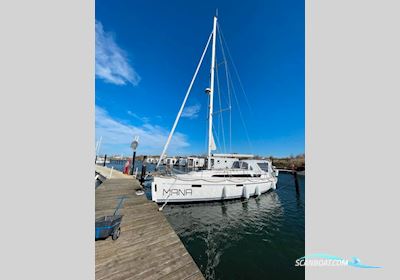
[292,165,300,194]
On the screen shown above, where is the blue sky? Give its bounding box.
[95,0,304,157]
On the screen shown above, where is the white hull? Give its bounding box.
[151,175,277,203]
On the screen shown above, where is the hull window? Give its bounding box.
[192,184,202,188]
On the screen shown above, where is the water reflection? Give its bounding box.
[163,192,284,279]
[163,173,305,280]
[106,160,305,280]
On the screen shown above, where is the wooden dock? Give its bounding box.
[95,166,204,280]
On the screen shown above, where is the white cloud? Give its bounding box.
[96,106,189,155]
[182,104,201,119]
[95,20,141,86]
[127,110,150,123]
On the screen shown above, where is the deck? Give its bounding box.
[95,166,204,280]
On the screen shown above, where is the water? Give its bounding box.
[161,173,304,280]
[105,161,305,279]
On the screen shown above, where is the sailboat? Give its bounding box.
[151,15,278,204]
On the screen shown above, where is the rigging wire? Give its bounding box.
[218,23,253,114]
[217,23,232,152]
[156,32,213,169]
[215,58,227,153]
[217,23,254,154]
[229,69,254,154]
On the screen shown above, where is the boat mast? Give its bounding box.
[207,15,217,170]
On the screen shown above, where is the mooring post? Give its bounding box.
[130,150,136,175]
[292,164,300,194]
[140,156,147,185]
[103,154,107,167]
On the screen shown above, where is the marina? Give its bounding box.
[96,163,304,279]
[95,3,305,279]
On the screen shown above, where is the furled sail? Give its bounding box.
[210,132,217,151]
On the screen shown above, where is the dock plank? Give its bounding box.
[96,167,204,280]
